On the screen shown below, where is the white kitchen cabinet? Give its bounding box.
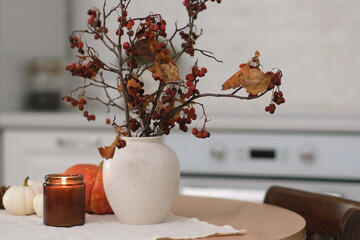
[3,129,114,185]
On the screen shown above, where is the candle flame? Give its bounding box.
[61,177,67,184]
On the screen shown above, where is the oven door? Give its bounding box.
[178,175,360,203]
[164,130,360,202]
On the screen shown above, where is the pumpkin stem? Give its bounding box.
[99,160,104,170]
[24,176,30,187]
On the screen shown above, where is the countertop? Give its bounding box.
[1,111,360,133]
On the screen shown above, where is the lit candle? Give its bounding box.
[43,174,85,227]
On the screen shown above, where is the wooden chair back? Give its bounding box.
[264,186,360,240]
[338,207,360,240]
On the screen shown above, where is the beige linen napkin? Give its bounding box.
[0,210,246,240]
[152,213,246,239]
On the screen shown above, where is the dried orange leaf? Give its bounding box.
[135,23,147,39]
[116,126,122,133]
[156,98,175,115]
[149,63,165,79]
[142,95,154,108]
[128,78,141,90]
[118,75,140,92]
[133,38,165,62]
[156,98,167,113]
[133,38,156,62]
[98,133,124,159]
[160,62,179,82]
[150,39,164,59]
[171,109,181,121]
[98,142,116,160]
[148,57,179,83]
[222,64,272,95]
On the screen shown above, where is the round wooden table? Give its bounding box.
[171,195,306,240]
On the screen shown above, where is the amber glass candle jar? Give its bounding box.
[43,174,85,227]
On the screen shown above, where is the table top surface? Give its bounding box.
[171,195,306,240]
[0,194,306,240]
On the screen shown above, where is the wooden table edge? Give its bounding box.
[171,195,306,240]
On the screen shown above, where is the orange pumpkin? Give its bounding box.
[64,163,113,214]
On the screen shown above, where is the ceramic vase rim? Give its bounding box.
[121,136,162,141]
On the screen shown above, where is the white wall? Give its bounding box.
[1,0,360,117]
[70,0,360,117]
[0,0,68,112]
[192,0,360,116]
[0,0,4,112]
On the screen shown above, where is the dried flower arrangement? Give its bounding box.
[63,0,285,159]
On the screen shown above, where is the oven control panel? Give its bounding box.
[164,130,360,180]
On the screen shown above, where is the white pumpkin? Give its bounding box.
[3,177,43,215]
[28,179,43,195]
[33,193,43,218]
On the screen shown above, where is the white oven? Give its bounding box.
[1,113,360,203]
[164,115,360,202]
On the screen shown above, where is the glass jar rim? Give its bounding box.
[45,173,83,185]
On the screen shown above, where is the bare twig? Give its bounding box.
[193,48,223,63]
[64,0,283,139]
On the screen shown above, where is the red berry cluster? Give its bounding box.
[68,35,84,54]
[149,109,175,135]
[154,42,169,55]
[62,96,86,109]
[273,90,285,105]
[267,70,282,90]
[65,57,104,79]
[176,107,198,132]
[87,9,101,29]
[180,0,220,55]
[153,64,208,134]
[62,96,96,121]
[117,10,128,25]
[115,28,124,36]
[183,0,221,18]
[115,138,127,148]
[128,118,140,132]
[264,103,276,114]
[124,16,167,40]
[192,127,210,139]
[122,41,139,68]
[142,17,167,39]
[183,0,206,17]
[265,70,285,114]
[148,82,203,135]
[179,31,199,56]
[180,65,206,100]
[121,16,167,69]
[176,118,189,132]
[161,87,177,104]
[126,79,146,109]
[87,9,109,39]
[118,15,135,37]
[84,111,96,121]
[126,19,135,30]
[183,0,221,19]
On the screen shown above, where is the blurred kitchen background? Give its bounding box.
[1,0,360,202]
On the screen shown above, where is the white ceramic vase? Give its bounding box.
[102,136,180,225]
